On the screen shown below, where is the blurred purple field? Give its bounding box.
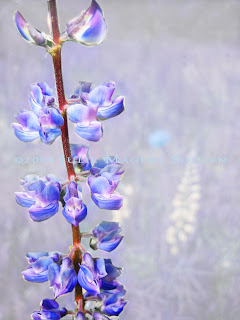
[1,0,240,319]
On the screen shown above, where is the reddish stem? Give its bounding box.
[48,0,84,312]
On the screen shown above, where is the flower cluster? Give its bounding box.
[13,0,127,319]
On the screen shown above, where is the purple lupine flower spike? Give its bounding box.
[78,253,107,295]
[12,83,64,145]
[88,160,124,210]
[70,144,92,173]
[31,299,67,320]
[15,174,61,222]
[62,181,87,226]
[22,251,63,283]
[15,11,47,46]
[90,221,123,252]
[48,257,77,298]
[66,0,107,46]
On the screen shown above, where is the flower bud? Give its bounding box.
[66,0,107,46]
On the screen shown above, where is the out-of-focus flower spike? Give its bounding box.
[65,0,107,46]
[14,11,47,46]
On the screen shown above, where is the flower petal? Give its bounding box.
[39,127,62,145]
[12,123,39,142]
[15,192,35,208]
[29,202,59,222]
[62,200,87,227]
[71,82,92,99]
[67,104,91,123]
[89,176,113,195]
[86,82,115,107]
[15,11,47,46]
[75,121,102,142]
[92,193,123,210]
[97,96,125,120]
[22,267,48,283]
[66,0,107,46]
[78,265,100,295]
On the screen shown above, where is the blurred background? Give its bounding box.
[1,0,240,319]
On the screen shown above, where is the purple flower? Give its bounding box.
[48,257,77,298]
[66,0,107,46]
[62,181,87,227]
[12,83,64,145]
[78,253,107,296]
[100,259,122,291]
[67,102,102,142]
[31,299,67,320]
[88,161,124,210]
[101,289,127,316]
[15,11,47,46]
[90,221,123,252]
[67,81,124,142]
[15,174,61,222]
[81,81,125,121]
[22,251,63,283]
[70,144,92,173]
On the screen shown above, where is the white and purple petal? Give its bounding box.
[75,121,102,142]
[15,192,35,208]
[91,193,123,210]
[12,123,39,142]
[97,96,125,120]
[29,202,59,222]
[87,82,115,107]
[63,198,87,227]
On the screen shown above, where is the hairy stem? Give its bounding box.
[48,0,84,312]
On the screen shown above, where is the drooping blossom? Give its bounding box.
[90,221,123,252]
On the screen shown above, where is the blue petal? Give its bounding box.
[41,299,59,311]
[36,183,60,205]
[75,121,102,142]
[38,82,54,97]
[39,311,61,320]
[66,0,107,46]
[63,181,79,202]
[22,267,48,283]
[63,200,87,227]
[15,11,47,46]
[98,236,123,252]
[93,221,120,237]
[57,265,77,298]
[26,251,49,263]
[76,312,86,320]
[97,96,125,120]
[92,193,123,210]
[29,202,59,222]
[15,192,35,208]
[89,176,112,195]
[16,110,40,131]
[48,108,64,127]
[71,82,92,99]
[87,82,115,106]
[12,123,39,142]
[67,104,90,123]
[78,265,100,295]
[39,127,62,144]
[93,312,110,320]
[102,299,127,316]
[31,256,53,273]
[48,262,61,287]
[95,258,107,278]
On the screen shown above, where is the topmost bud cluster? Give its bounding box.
[15,0,107,50]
